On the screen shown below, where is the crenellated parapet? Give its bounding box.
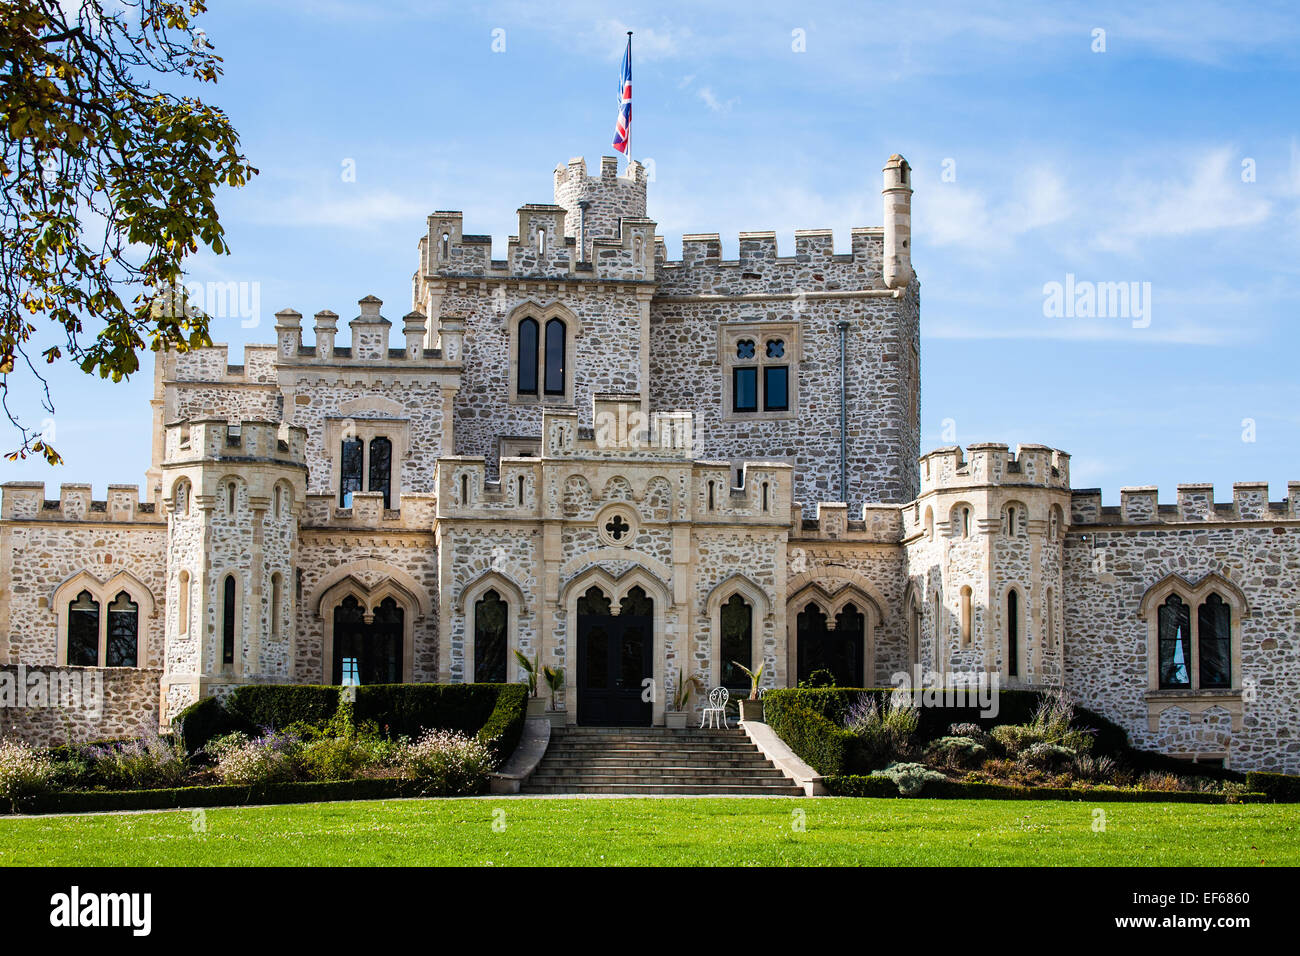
[920,442,1071,495]
[272,297,455,367]
[162,418,306,469]
[1070,481,1300,526]
[0,482,161,523]
[789,500,905,544]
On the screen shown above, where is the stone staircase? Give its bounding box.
[521,726,805,795]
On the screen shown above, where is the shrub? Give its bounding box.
[212,730,300,785]
[82,734,188,790]
[1019,742,1076,772]
[869,761,946,796]
[395,729,496,795]
[1245,771,1300,802]
[990,724,1043,756]
[1071,753,1118,783]
[294,735,386,782]
[924,735,988,771]
[472,683,529,763]
[798,668,838,688]
[0,739,53,809]
[844,692,919,769]
[947,722,992,745]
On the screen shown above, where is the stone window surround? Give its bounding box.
[1001,500,1029,537]
[53,570,156,668]
[704,574,771,693]
[458,572,526,684]
[506,301,582,407]
[325,417,409,512]
[998,583,1029,683]
[1137,572,1248,731]
[316,574,421,684]
[718,321,800,422]
[785,582,881,686]
[595,502,639,548]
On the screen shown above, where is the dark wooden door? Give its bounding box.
[577,588,653,726]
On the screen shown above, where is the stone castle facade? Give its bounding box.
[1,154,1296,770]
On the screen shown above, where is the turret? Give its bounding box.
[882,155,913,290]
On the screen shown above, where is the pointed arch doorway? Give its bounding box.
[576,585,653,726]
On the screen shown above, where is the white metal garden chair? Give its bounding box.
[700,686,729,728]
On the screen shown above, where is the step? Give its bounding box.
[521,783,805,796]
[528,773,790,786]
[536,758,776,770]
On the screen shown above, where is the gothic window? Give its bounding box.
[1157,594,1191,689]
[340,438,363,507]
[222,575,237,668]
[517,317,539,394]
[719,594,753,692]
[1006,589,1020,679]
[68,591,99,667]
[544,318,566,395]
[474,590,508,684]
[1198,593,1231,689]
[106,592,138,667]
[369,437,392,509]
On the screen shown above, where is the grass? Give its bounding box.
[1,797,1297,866]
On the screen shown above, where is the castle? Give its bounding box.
[1,154,1296,771]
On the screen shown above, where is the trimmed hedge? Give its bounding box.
[172,683,529,764]
[1246,771,1300,802]
[10,777,427,816]
[762,696,860,776]
[174,696,252,755]
[826,774,1263,803]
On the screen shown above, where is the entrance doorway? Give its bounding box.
[576,586,653,726]
[796,602,865,687]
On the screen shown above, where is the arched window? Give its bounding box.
[106,591,138,667]
[962,507,971,537]
[1006,589,1020,678]
[68,591,99,667]
[339,438,363,507]
[923,506,934,540]
[1045,586,1055,648]
[931,589,943,669]
[544,318,566,396]
[1004,503,1027,537]
[273,485,282,519]
[1157,594,1191,689]
[474,589,508,683]
[719,594,753,692]
[761,481,769,512]
[1198,593,1231,688]
[517,317,539,395]
[960,586,973,645]
[440,231,450,259]
[222,575,237,668]
[369,437,392,509]
[537,226,547,255]
[707,480,715,511]
[226,482,237,514]
[175,480,190,516]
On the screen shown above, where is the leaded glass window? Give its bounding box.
[369,437,392,509]
[474,590,508,683]
[68,590,99,666]
[517,317,538,394]
[340,438,363,507]
[1158,594,1191,689]
[222,575,237,667]
[719,594,752,692]
[106,591,138,667]
[544,318,565,395]
[1198,593,1231,689]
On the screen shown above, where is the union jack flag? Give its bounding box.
[612,35,631,155]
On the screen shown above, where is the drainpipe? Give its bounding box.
[837,321,849,503]
[577,200,590,263]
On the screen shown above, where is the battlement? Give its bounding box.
[421,207,655,284]
[788,500,905,543]
[162,418,308,467]
[166,343,279,384]
[1070,481,1300,526]
[273,297,455,365]
[1,482,160,523]
[543,396,695,462]
[919,443,1071,494]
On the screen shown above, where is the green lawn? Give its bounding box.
[1,797,1296,866]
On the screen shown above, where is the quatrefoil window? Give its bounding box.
[765,338,785,358]
[735,339,756,359]
[596,506,639,548]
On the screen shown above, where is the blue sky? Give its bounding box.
[7,0,1300,507]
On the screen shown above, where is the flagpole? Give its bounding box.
[625,31,632,167]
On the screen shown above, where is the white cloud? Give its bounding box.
[696,86,738,113]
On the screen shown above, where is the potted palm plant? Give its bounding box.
[542,664,566,727]
[732,660,765,722]
[666,667,701,729]
[514,648,546,717]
